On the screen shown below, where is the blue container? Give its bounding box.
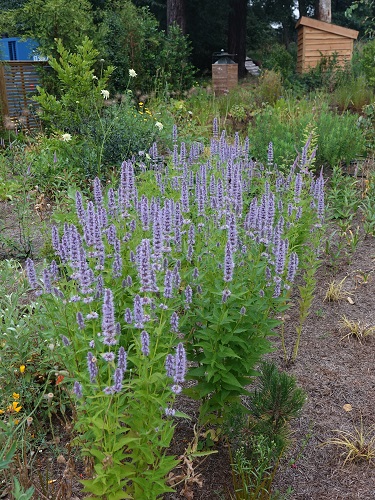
[0,37,41,61]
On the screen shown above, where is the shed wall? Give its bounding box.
[297,26,354,73]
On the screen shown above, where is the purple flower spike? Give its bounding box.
[171,384,182,394]
[184,285,193,307]
[77,312,85,330]
[73,381,83,398]
[164,270,174,299]
[102,289,116,339]
[113,367,124,392]
[287,251,299,282]
[133,294,145,328]
[174,343,186,384]
[102,352,115,362]
[93,177,103,207]
[222,288,231,303]
[75,191,85,222]
[224,240,234,282]
[170,311,179,333]
[51,225,60,252]
[165,354,175,378]
[42,268,52,294]
[294,173,303,202]
[137,239,158,292]
[118,346,127,372]
[141,330,150,356]
[124,308,133,324]
[165,407,176,417]
[61,335,70,346]
[87,352,98,383]
[25,258,38,289]
[267,142,274,166]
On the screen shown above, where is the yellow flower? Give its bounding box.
[8,402,22,413]
[13,393,20,400]
[20,365,25,374]
[0,410,5,415]
[14,419,19,425]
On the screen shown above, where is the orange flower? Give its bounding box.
[55,375,64,385]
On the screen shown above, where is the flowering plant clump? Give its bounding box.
[26,121,324,496]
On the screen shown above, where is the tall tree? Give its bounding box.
[228,0,247,77]
[318,0,331,21]
[167,0,186,34]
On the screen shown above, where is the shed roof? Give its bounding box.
[296,16,359,39]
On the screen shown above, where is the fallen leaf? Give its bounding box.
[343,404,352,412]
[347,297,354,304]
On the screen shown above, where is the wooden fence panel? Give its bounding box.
[0,61,45,130]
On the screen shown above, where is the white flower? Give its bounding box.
[92,75,98,80]
[61,133,72,142]
[101,89,110,99]
[155,121,163,131]
[129,69,137,78]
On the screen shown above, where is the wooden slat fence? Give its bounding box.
[0,61,45,130]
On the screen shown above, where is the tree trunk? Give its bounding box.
[228,0,247,78]
[318,0,331,22]
[167,0,186,34]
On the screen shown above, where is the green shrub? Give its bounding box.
[249,97,366,168]
[261,44,296,81]
[317,110,366,166]
[332,75,374,112]
[256,70,284,106]
[359,39,375,87]
[33,37,114,134]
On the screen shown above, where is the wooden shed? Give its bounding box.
[296,16,359,73]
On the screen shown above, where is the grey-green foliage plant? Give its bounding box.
[12,478,34,500]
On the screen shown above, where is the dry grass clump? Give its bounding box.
[324,277,352,302]
[338,316,375,342]
[323,420,375,466]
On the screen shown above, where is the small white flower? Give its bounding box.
[92,75,98,80]
[129,69,137,78]
[155,121,163,131]
[61,133,72,142]
[101,89,110,99]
